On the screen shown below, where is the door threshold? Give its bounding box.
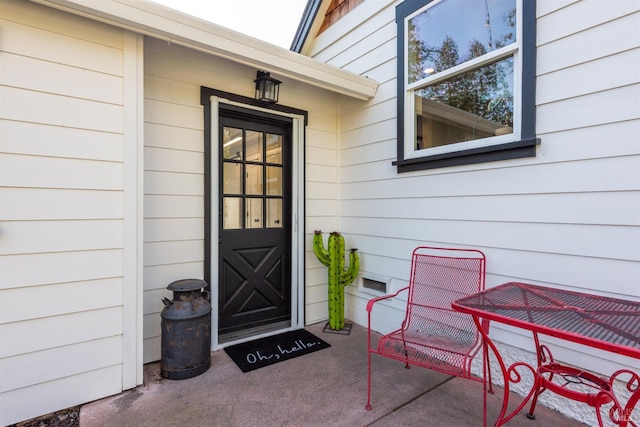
[218,320,292,345]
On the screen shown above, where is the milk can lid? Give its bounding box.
[167,278,207,292]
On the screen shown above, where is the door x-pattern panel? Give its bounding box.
[220,243,286,323]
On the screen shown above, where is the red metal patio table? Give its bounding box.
[452,282,640,426]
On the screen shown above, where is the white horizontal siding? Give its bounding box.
[0,307,123,358]
[142,261,203,363]
[537,0,579,18]
[537,121,640,159]
[0,188,123,221]
[144,218,204,242]
[309,0,395,65]
[143,262,204,290]
[0,365,122,427]
[0,15,123,75]
[1,86,123,132]
[0,120,123,162]
[304,3,640,415]
[341,216,640,261]
[0,278,123,324]
[537,84,640,133]
[145,122,203,152]
[145,146,204,173]
[340,156,640,195]
[537,48,640,105]
[144,194,204,218]
[537,10,640,75]
[0,250,123,290]
[0,153,123,190]
[0,51,123,104]
[537,0,637,46]
[143,240,204,267]
[0,220,123,255]
[306,4,398,288]
[144,170,204,196]
[0,1,130,424]
[143,41,207,363]
[1,336,122,392]
[142,35,342,361]
[340,191,640,226]
[1,0,123,48]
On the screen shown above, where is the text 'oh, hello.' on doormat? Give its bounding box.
[223,329,331,373]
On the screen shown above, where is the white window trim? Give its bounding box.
[403,0,524,160]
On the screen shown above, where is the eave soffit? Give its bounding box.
[29,0,378,100]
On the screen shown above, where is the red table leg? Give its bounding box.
[472,316,538,426]
[609,369,639,427]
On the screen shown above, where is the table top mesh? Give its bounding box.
[454,282,640,357]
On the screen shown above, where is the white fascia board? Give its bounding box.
[30,0,378,100]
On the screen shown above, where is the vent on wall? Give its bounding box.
[359,273,390,295]
[362,277,387,293]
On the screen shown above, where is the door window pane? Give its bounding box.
[266,133,283,164]
[246,130,263,162]
[223,127,243,160]
[223,197,242,229]
[223,162,242,194]
[246,164,263,195]
[246,198,263,228]
[266,166,282,196]
[267,199,282,228]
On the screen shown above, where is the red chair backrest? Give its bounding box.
[404,247,486,335]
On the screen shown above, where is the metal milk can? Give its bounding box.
[160,278,211,380]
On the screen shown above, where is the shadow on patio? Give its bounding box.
[80,321,585,426]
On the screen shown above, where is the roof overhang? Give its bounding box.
[29,0,378,101]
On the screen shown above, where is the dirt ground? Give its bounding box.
[8,407,80,427]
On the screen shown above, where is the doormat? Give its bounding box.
[224,329,331,373]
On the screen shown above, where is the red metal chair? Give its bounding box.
[366,246,490,419]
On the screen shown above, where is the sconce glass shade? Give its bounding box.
[254,71,281,103]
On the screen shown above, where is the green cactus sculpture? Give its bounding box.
[313,230,360,330]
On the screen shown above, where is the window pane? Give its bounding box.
[223,197,242,229]
[223,162,242,194]
[267,199,283,228]
[408,0,516,83]
[414,56,514,150]
[246,198,263,228]
[266,166,282,196]
[246,164,263,195]
[222,127,243,160]
[266,133,283,164]
[246,130,263,162]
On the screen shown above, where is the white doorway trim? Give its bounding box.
[208,96,305,351]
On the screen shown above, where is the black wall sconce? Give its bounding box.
[254,71,281,104]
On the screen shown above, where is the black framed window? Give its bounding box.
[394,0,539,172]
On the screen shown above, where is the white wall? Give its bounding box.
[142,36,341,362]
[0,1,142,424]
[305,1,640,425]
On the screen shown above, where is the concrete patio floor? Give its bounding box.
[80,321,586,426]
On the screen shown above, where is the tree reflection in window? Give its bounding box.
[408,0,516,150]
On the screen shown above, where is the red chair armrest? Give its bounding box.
[366,287,409,312]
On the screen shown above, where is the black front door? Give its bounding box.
[218,110,292,341]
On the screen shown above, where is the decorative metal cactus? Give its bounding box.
[313,230,360,330]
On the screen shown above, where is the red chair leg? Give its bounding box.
[366,312,373,410]
[366,348,373,410]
